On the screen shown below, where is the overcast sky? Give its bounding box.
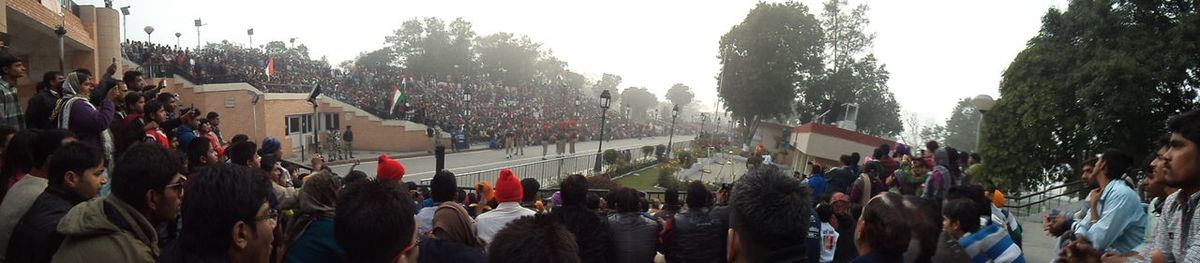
[85,0,1068,125]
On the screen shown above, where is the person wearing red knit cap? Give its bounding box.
[474,168,535,244]
[377,154,406,181]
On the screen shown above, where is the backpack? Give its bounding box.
[855,174,885,205]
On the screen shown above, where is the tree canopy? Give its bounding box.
[666,83,695,107]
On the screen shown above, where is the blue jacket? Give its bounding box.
[283,217,345,263]
[1075,181,1148,253]
[807,174,827,199]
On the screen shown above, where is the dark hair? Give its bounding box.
[143,100,164,123]
[121,71,143,86]
[729,165,811,260]
[664,189,679,206]
[187,136,214,168]
[48,142,104,186]
[849,152,861,166]
[0,51,21,75]
[970,153,981,163]
[880,144,891,156]
[522,178,541,203]
[1082,157,1099,168]
[156,92,176,103]
[343,170,368,186]
[178,164,272,256]
[606,187,640,213]
[227,141,257,166]
[839,155,852,166]
[902,195,940,262]
[686,180,711,210]
[206,112,219,120]
[430,170,457,202]
[925,140,940,152]
[488,214,582,263]
[39,71,62,91]
[946,185,990,217]
[586,193,601,210]
[71,68,92,78]
[559,174,589,206]
[873,147,886,160]
[942,198,981,234]
[230,134,250,145]
[1101,149,1134,180]
[815,202,833,223]
[32,129,75,169]
[860,192,911,256]
[112,143,183,209]
[1169,109,1200,147]
[123,92,143,112]
[0,130,36,187]
[335,179,416,263]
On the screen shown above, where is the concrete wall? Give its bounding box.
[6,1,117,109]
[164,80,442,159]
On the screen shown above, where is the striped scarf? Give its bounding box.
[958,224,1026,263]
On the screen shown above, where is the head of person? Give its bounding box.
[179,164,275,262]
[1146,134,1173,199]
[31,129,76,172]
[1095,149,1133,185]
[227,141,260,168]
[429,170,457,203]
[1080,157,1100,188]
[99,80,127,102]
[187,136,218,168]
[40,71,63,90]
[343,170,368,187]
[604,187,640,213]
[335,179,419,263]
[873,147,886,160]
[144,99,168,124]
[969,153,981,164]
[815,202,834,223]
[429,202,485,248]
[259,137,282,159]
[488,214,581,263]
[230,134,250,145]
[1,130,37,178]
[259,154,283,181]
[65,71,95,96]
[197,118,211,133]
[0,51,25,80]
[941,198,982,239]
[156,92,178,112]
[494,169,523,203]
[839,154,852,166]
[664,188,680,207]
[727,165,811,263]
[122,71,145,89]
[901,195,940,263]
[48,142,106,199]
[946,184,990,217]
[206,112,221,127]
[857,192,911,257]
[559,174,589,207]
[111,143,185,225]
[686,180,711,210]
[911,157,930,175]
[925,140,940,153]
[521,178,540,203]
[124,92,145,114]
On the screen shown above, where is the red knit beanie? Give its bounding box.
[494,168,523,203]
[377,154,406,181]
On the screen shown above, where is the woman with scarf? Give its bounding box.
[282,171,344,263]
[52,72,118,165]
[418,202,487,263]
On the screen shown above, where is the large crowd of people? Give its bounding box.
[122,41,673,147]
[0,34,1193,263]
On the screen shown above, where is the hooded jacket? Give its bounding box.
[608,212,661,263]
[664,207,729,263]
[50,196,159,263]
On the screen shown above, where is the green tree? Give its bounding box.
[665,83,695,107]
[593,73,622,97]
[620,87,659,121]
[794,0,902,137]
[477,32,543,87]
[943,98,982,152]
[263,41,288,56]
[980,0,1200,192]
[718,1,825,145]
[385,17,478,80]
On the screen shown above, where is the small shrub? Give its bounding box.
[642,146,655,159]
[655,144,667,159]
[603,149,620,166]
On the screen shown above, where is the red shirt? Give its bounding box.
[146,128,169,148]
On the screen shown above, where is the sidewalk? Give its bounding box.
[286,142,492,165]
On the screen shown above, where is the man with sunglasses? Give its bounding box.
[337,179,419,263]
[52,143,184,263]
[159,163,276,263]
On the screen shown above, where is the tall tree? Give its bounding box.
[385,17,478,80]
[794,0,902,137]
[665,83,695,107]
[593,73,622,97]
[718,1,824,145]
[942,98,982,152]
[979,0,1200,192]
[476,32,543,87]
[620,87,659,121]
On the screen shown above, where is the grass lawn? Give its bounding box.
[615,166,666,191]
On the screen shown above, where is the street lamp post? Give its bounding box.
[247,28,254,48]
[700,113,708,137]
[969,95,996,151]
[119,6,130,41]
[194,19,205,50]
[174,32,181,47]
[464,90,472,146]
[574,97,580,118]
[594,90,612,173]
[143,26,154,76]
[667,105,679,158]
[54,26,66,73]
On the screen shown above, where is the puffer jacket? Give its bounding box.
[51,196,159,263]
[608,212,661,263]
[664,207,729,263]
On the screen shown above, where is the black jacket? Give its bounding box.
[825,166,856,194]
[417,238,486,263]
[7,185,88,263]
[157,240,232,263]
[548,206,613,263]
[342,130,353,142]
[608,212,661,263]
[24,89,60,130]
[664,207,728,263]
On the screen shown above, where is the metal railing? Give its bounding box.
[421,139,693,187]
[1002,180,1086,217]
[428,186,692,205]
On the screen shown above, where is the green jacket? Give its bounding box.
[51,196,159,263]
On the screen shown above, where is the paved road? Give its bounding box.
[326,135,696,184]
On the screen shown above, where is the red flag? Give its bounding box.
[265,58,275,76]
